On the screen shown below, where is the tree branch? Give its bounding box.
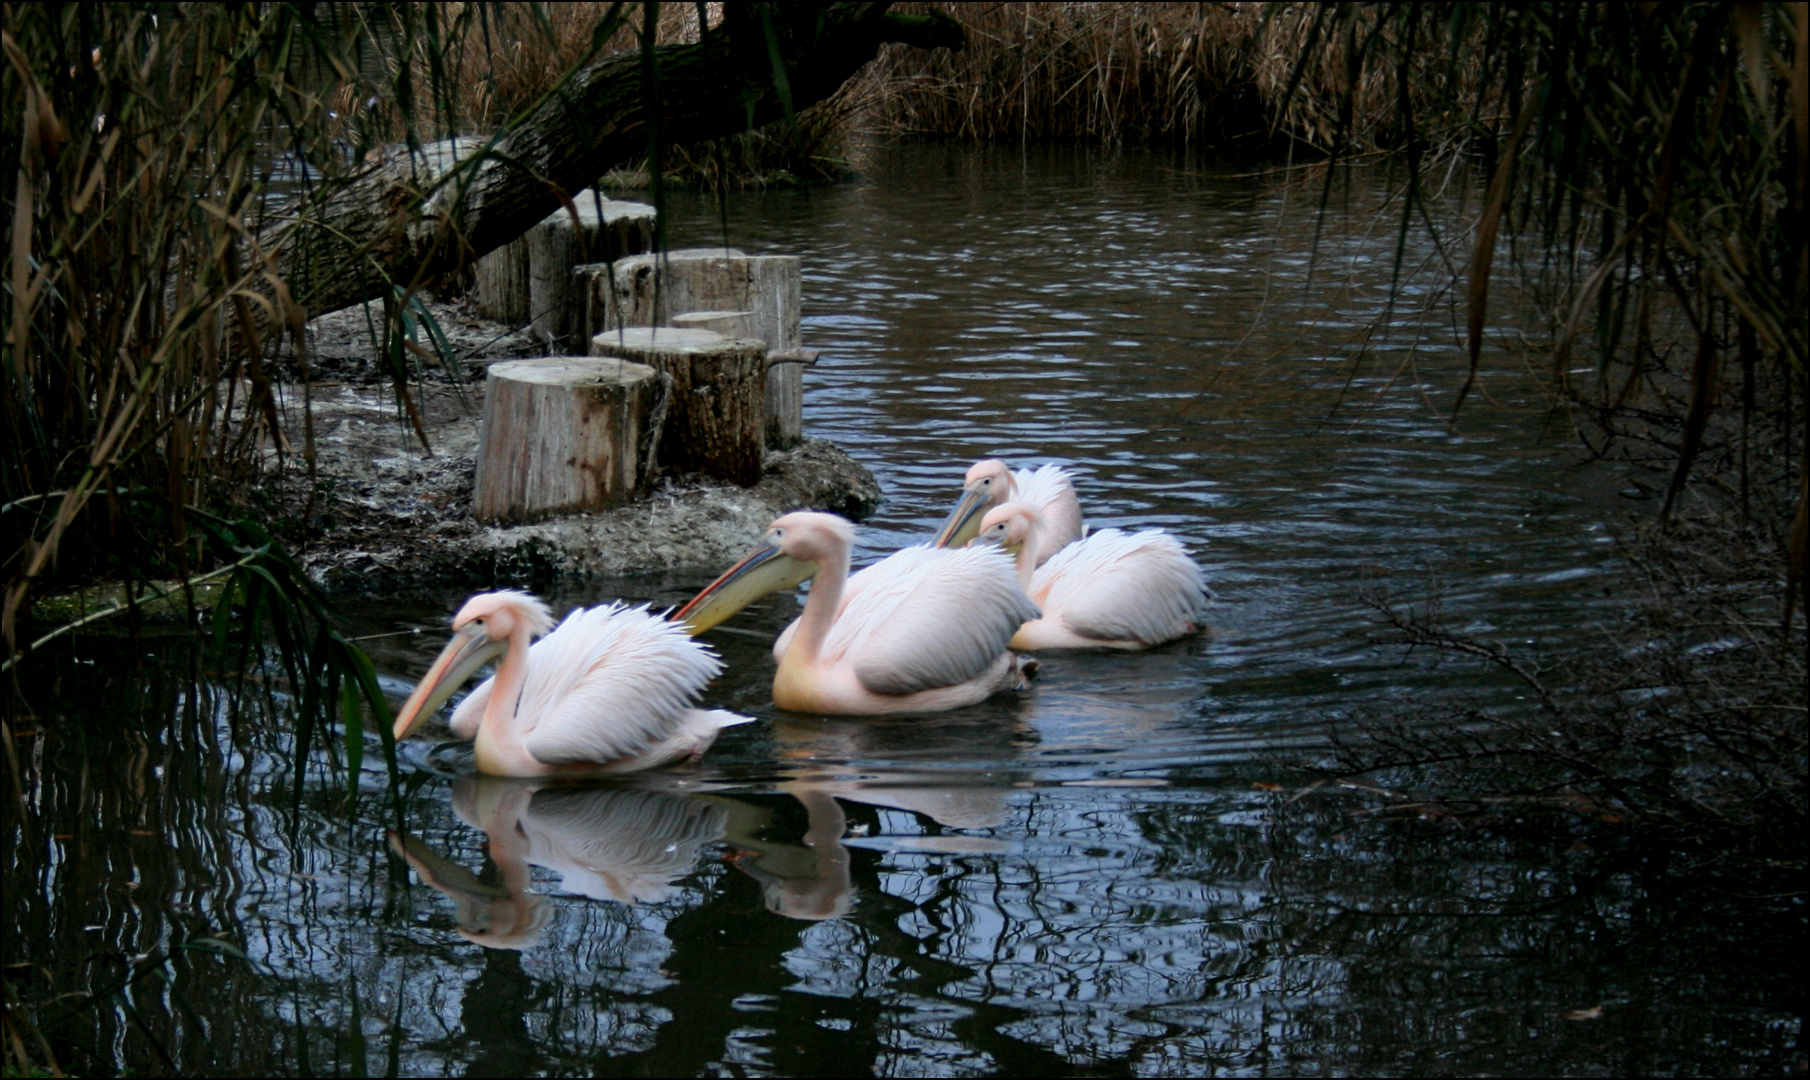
[267,2,963,320]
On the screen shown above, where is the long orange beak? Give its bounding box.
[392,623,505,742]
[931,484,992,550]
[673,541,814,635]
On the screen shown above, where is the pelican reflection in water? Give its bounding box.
[390,779,733,949]
[391,777,864,937]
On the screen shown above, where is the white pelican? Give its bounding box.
[392,590,750,776]
[977,501,1210,650]
[675,511,1040,715]
[933,459,1086,560]
[768,459,1082,663]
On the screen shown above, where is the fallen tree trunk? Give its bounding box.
[269,3,961,320]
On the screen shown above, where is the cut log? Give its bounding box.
[592,250,805,448]
[575,248,748,348]
[476,194,655,333]
[474,357,660,523]
[590,326,767,486]
[472,237,532,325]
[673,309,757,336]
[528,197,657,349]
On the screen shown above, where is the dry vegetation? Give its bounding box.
[855,2,1457,151]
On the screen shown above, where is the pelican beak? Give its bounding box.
[973,532,1021,556]
[674,541,815,634]
[392,623,505,742]
[932,484,991,549]
[388,829,509,900]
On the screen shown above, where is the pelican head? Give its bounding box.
[673,512,842,634]
[392,591,555,742]
[931,458,1013,549]
[976,501,1042,555]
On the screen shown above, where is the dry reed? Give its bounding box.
[847,2,1500,153]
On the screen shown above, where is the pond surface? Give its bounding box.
[7,145,1798,1076]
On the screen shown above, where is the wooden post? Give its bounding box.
[673,309,757,337]
[588,250,805,449]
[472,238,531,325]
[528,198,657,349]
[590,326,766,486]
[575,247,747,349]
[473,357,660,523]
[474,193,655,332]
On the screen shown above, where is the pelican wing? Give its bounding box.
[828,546,1040,696]
[1013,464,1086,554]
[1037,529,1208,645]
[514,604,724,765]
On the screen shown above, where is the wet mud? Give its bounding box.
[264,299,881,596]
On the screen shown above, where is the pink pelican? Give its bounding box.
[769,459,1083,663]
[675,511,1040,715]
[977,501,1210,650]
[392,591,750,776]
[933,459,1086,560]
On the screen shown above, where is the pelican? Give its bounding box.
[977,501,1210,650]
[933,459,1085,559]
[769,459,1082,663]
[675,511,1040,714]
[392,590,750,776]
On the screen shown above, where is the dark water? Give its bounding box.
[7,146,1798,1076]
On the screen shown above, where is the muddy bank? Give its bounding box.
[260,299,881,596]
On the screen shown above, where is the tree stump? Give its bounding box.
[574,247,747,348]
[474,194,655,331]
[586,250,804,449]
[472,238,532,325]
[528,198,657,349]
[589,326,766,486]
[672,309,757,337]
[473,357,660,523]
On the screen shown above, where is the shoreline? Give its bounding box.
[30,297,882,625]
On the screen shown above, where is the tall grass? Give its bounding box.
[5,6,404,623]
[849,2,1484,152]
[0,3,595,847]
[0,3,646,634]
[859,2,1272,147]
[1270,2,1808,882]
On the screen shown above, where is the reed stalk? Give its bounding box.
[0,3,527,807]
